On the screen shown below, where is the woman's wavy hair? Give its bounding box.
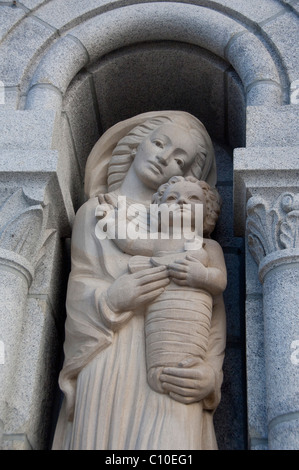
[151,175,222,236]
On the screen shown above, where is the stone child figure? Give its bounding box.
[98,176,227,394]
[52,111,227,450]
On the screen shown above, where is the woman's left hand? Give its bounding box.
[159,358,215,404]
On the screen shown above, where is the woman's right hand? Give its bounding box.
[107,266,169,313]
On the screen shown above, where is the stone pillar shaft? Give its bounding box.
[260,252,299,449]
[0,191,48,448]
[0,251,34,438]
[247,193,299,449]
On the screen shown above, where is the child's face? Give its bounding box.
[159,181,206,232]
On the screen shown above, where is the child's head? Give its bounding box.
[152,176,221,236]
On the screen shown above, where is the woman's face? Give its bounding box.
[131,124,198,189]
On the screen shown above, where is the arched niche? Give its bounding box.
[23,3,286,212]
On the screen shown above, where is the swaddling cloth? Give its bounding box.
[129,252,213,394]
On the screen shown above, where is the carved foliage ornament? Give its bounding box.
[0,189,55,280]
[246,192,299,265]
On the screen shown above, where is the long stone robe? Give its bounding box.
[52,196,226,450]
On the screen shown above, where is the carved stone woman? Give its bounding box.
[52,111,226,450]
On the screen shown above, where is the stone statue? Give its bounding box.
[97,175,226,395]
[52,111,227,450]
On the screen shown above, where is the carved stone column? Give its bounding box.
[246,192,299,450]
[0,190,49,445]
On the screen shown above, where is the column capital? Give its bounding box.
[246,192,299,279]
[0,248,34,286]
[0,189,49,285]
[234,146,299,237]
[233,104,299,239]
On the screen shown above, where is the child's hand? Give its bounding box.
[168,255,207,288]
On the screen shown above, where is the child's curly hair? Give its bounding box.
[152,176,222,236]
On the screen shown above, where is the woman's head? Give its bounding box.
[152,175,222,236]
[84,111,216,198]
[107,114,214,192]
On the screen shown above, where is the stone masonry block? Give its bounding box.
[1,433,32,450]
[0,16,55,87]
[0,148,74,235]
[226,32,280,91]
[4,297,61,449]
[19,0,49,10]
[262,11,299,84]
[0,149,58,173]
[0,110,75,227]
[70,4,245,63]
[207,0,285,24]
[268,418,299,450]
[32,0,111,31]
[1,86,19,110]
[245,294,268,444]
[25,84,63,111]
[246,105,299,147]
[25,0,286,32]
[263,263,299,423]
[0,109,60,150]
[62,72,100,174]
[0,5,26,43]
[29,34,88,95]
[246,81,283,106]
[0,147,63,225]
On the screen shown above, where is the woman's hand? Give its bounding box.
[107,266,169,313]
[159,358,216,405]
